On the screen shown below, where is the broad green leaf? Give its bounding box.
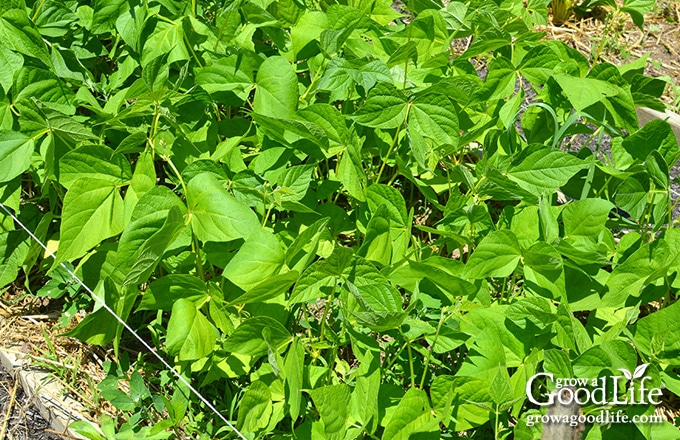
[195,55,254,103]
[138,275,208,311]
[310,384,350,440]
[634,300,680,361]
[0,231,29,287]
[237,381,272,433]
[562,198,614,239]
[0,9,50,61]
[64,279,121,345]
[141,19,190,66]
[622,0,655,28]
[187,173,261,243]
[489,367,513,405]
[604,239,668,306]
[553,74,619,112]
[118,206,185,287]
[0,45,22,93]
[518,44,561,86]
[358,204,391,266]
[253,56,298,118]
[366,184,408,226]
[166,298,218,361]
[14,66,75,115]
[615,173,649,220]
[91,0,127,33]
[222,228,285,291]
[621,120,680,167]
[543,349,573,378]
[464,230,521,279]
[229,271,299,305]
[223,316,291,357]
[318,58,392,102]
[410,93,459,148]
[57,179,124,264]
[289,261,337,304]
[59,145,132,189]
[142,52,169,92]
[347,281,402,313]
[0,131,33,183]
[508,147,586,193]
[349,348,380,433]
[285,217,329,272]
[284,338,304,421]
[383,387,437,440]
[351,82,408,129]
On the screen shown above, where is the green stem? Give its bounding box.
[419,310,449,388]
[385,342,408,370]
[319,283,337,342]
[300,62,325,102]
[406,340,416,388]
[31,0,47,21]
[192,234,205,281]
[376,104,411,183]
[402,0,415,89]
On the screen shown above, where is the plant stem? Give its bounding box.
[376,104,411,183]
[406,340,416,388]
[319,283,337,342]
[419,309,449,388]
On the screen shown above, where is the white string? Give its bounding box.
[0,202,247,440]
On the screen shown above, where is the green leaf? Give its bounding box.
[0,45,22,93]
[138,275,208,311]
[57,179,124,264]
[553,74,619,112]
[622,120,680,167]
[634,299,680,362]
[310,384,351,440]
[366,184,408,226]
[59,145,132,189]
[489,367,513,405]
[285,217,329,272]
[284,338,304,421]
[358,204,392,266]
[410,93,459,148]
[229,271,299,305]
[166,298,218,361]
[187,173,261,243]
[223,316,291,357]
[383,387,437,440]
[464,230,521,279]
[142,51,170,92]
[195,55,254,103]
[289,261,337,304]
[615,173,649,220]
[622,0,655,28]
[237,381,272,433]
[222,228,285,291]
[14,66,75,115]
[0,131,33,183]
[0,9,50,61]
[91,0,127,33]
[351,82,408,129]
[253,56,298,118]
[562,198,614,239]
[118,206,185,287]
[0,231,29,287]
[508,146,586,193]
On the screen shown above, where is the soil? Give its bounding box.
[0,366,62,440]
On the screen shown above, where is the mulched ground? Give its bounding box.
[0,367,62,440]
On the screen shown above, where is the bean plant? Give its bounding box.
[0,0,677,438]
